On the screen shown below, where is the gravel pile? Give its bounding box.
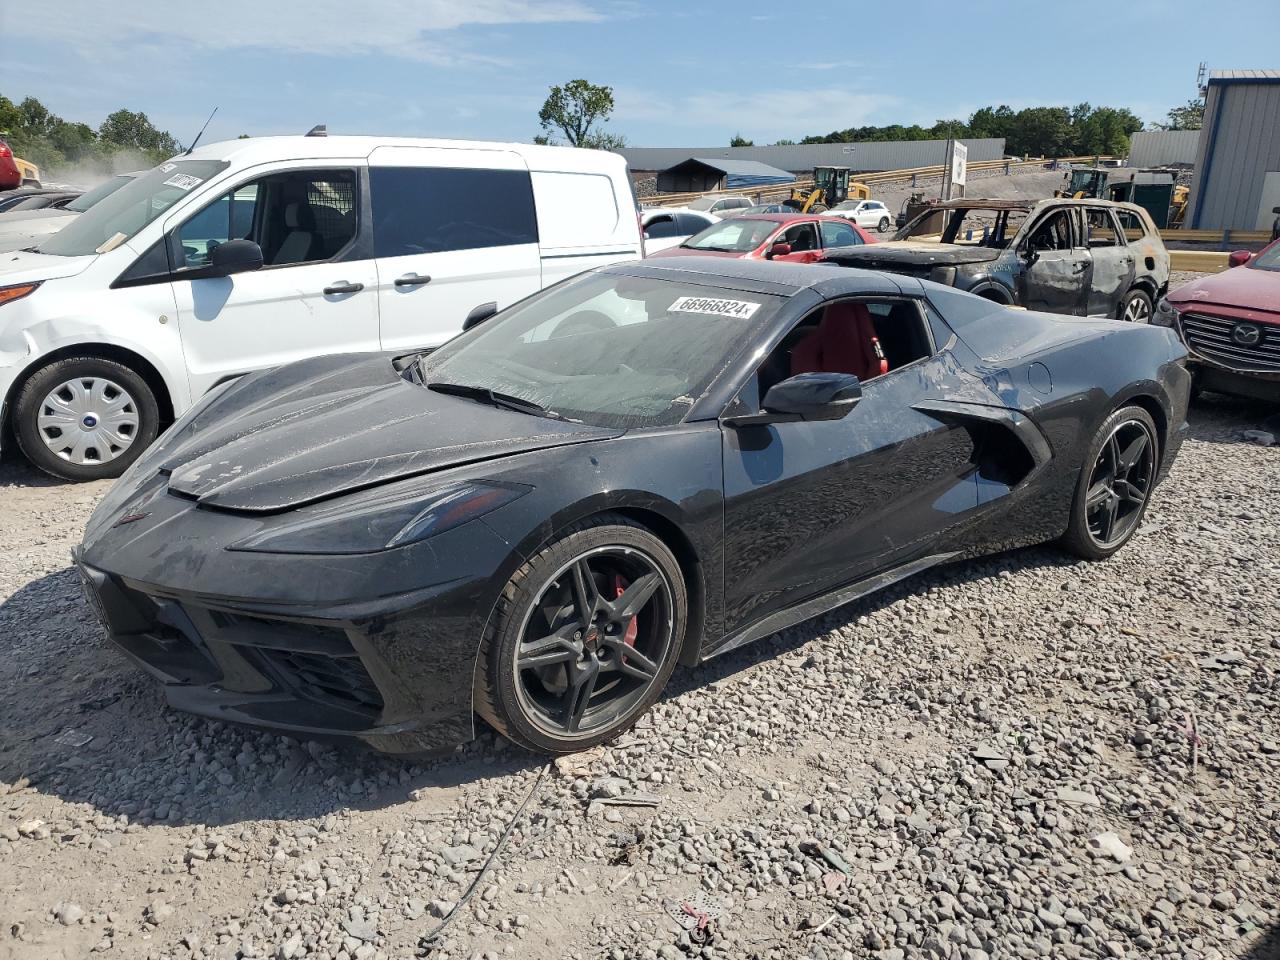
[1,392,1278,960]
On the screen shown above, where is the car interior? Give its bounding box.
[1026,209,1076,252]
[752,298,934,403]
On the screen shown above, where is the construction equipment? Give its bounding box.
[785,166,871,213]
[1059,166,1179,228]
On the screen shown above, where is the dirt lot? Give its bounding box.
[2,383,1279,959]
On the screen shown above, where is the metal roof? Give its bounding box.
[1208,70,1280,83]
[684,158,795,179]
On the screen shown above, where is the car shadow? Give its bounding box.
[1189,391,1280,443]
[0,452,71,489]
[1246,924,1280,960]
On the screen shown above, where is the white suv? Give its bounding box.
[822,199,893,232]
[0,136,641,480]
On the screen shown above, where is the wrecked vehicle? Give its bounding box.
[825,198,1170,322]
[77,257,1190,755]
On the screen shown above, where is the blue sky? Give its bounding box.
[2,0,1277,148]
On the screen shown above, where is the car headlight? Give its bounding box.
[228,480,530,555]
[1153,297,1178,328]
[0,282,39,308]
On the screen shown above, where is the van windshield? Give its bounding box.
[37,160,229,257]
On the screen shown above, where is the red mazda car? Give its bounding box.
[1157,239,1280,401]
[646,213,876,264]
[0,137,22,191]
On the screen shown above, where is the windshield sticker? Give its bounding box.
[669,296,761,319]
[163,173,203,191]
[159,163,177,173]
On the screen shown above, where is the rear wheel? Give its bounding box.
[1060,405,1159,560]
[878,216,891,233]
[475,515,686,754]
[1118,288,1153,323]
[13,357,159,482]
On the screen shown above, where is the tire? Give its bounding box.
[878,216,891,233]
[809,203,829,213]
[1118,287,1152,323]
[474,514,687,754]
[13,356,160,482]
[1060,405,1159,561]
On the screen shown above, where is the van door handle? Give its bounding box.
[323,281,364,295]
[394,273,432,287]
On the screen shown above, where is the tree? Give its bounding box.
[99,109,180,155]
[1162,99,1205,131]
[537,79,625,149]
[730,133,753,147]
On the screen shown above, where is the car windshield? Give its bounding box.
[416,271,785,428]
[1251,243,1280,272]
[682,218,778,252]
[63,175,134,214]
[37,160,228,256]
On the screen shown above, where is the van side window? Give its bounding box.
[370,167,537,257]
[175,169,358,269]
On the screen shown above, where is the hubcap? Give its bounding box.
[514,546,674,738]
[1085,419,1156,548]
[1123,297,1151,323]
[37,377,139,465]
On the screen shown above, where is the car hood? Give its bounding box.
[1169,265,1280,317]
[645,246,747,259]
[0,247,97,282]
[0,208,76,225]
[155,353,622,513]
[825,241,1002,267]
[0,212,78,255]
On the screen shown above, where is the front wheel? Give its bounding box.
[13,356,160,481]
[878,216,891,233]
[474,515,686,754]
[1060,405,1159,560]
[1118,288,1152,323]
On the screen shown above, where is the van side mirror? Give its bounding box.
[724,372,862,427]
[1227,250,1253,268]
[181,239,263,280]
[462,301,498,331]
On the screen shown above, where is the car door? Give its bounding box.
[818,219,865,257]
[719,297,981,638]
[770,221,823,263]
[1083,206,1135,317]
[643,213,683,254]
[166,162,379,399]
[368,146,541,352]
[1019,207,1090,315]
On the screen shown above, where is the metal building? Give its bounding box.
[1128,129,1200,168]
[621,138,1006,174]
[1187,70,1280,230]
[655,158,796,193]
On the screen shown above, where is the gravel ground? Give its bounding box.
[2,386,1279,960]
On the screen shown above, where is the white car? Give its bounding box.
[641,207,718,254]
[0,135,642,481]
[0,174,138,254]
[822,198,894,233]
[685,195,753,218]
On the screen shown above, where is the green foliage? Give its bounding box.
[1159,99,1204,131]
[0,93,181,175]
[537,79,625,150]
[730,133,753,147]
[799,102,1144,157]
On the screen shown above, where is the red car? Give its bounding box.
[0,138,22,191]
[1158,239,1280,401]
[646,213,876,264]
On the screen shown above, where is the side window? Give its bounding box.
[1113,209,1147,244]
[644,215,679,239]
[370,166,537,258]
[1085,208,1120,247]
[1026,210,1074,252]
[820,220,861,248]
[781,222,819,251]
[176,185,260,267]
[676,213,710,234]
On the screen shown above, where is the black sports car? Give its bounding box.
[75,259,1191,755]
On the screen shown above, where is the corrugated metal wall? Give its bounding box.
[1128,129,1201,167]
[620,138,1006,173]
[1188,75,1280,230]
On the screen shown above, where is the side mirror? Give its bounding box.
[462,301,498,331]
[182,239,263,279]
[726,372,862,426]
[767,241,793,259]
[1228,249,1253,268]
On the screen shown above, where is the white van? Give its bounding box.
[0,135,642,480]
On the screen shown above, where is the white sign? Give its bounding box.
[951,142,968,186]
[669,296,761,319]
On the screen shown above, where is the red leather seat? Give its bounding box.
[789,302,885,381]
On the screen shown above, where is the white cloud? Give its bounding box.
[614,87,899,141]
[6,0,604,64]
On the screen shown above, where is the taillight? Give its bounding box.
[0,145,11,159]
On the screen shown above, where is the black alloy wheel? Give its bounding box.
[475,516,686,753]
[1061,405,1159,560]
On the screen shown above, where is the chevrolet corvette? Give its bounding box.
[76,258,1191,754]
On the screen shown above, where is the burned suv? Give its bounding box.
[826,198,1169,321]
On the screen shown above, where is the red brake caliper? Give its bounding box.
[613,575,638,647]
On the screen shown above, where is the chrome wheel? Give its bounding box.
[37,377,140,465]
[1122,294,1152,323]
[513,546,675,738]
[1085,418,1156,548]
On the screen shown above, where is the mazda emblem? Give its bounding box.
[1232,323,1261,347]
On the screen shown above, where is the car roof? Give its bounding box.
[925,197,1145,212]
[731,213,822,224]
[601,254,907,298]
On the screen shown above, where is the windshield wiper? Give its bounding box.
[427,381,564,420]
[683,244,736,252]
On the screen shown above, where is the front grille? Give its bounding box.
[257,648,385,715]
[1181,312,1280,372]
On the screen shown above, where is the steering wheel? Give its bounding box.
[549,310,617,339]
